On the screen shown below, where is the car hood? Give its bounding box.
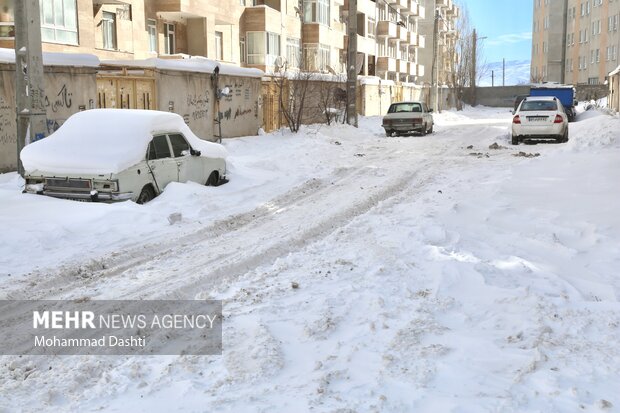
[21,109,227,175]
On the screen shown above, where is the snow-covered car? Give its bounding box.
[21,109,227,204]
[382,101,434,136]
[511,96,569,145]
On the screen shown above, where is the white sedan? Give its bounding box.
[21,109,227,204]
[511,96,569,145]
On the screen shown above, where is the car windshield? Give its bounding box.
[388,103,422,113]
[520,100,557,111]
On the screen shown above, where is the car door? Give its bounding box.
[146,134,179,193]
[168,133,205,184]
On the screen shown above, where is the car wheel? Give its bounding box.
[511,135,519,145]
[206,171,219,186]
[421,124,427,136]
[385,130,393,137]
[429,124,433,134]
[136,185,156,204]
[563,129,569,143]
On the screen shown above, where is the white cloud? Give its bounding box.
[486,32,533,47]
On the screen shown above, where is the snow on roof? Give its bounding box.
[21,109,226,175]
[101,56,263,78]
[0,47,99,67]
[530,82,575,89]
[609,65,620,77]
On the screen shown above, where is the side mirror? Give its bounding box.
[428,108,433,113]
[190,148,201,156]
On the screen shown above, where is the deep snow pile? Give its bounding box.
[1,107,619,412]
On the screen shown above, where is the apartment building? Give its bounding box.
[531,0,620,84]
[417,0,459,87]
[0,0,432,82]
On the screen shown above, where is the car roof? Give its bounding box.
[523,96,557,101]
[390,101,424,105]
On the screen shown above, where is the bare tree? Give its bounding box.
[447,4,473,110]
[273,65,314,133]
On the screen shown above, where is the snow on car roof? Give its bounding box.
[524,96,557,100]
[0,47,100,67]
[21,109,227,175]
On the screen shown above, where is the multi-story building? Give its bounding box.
[531,0,620,84]
[0,0,433,82]
[417,0,459,87]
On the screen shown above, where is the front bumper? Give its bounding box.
[25,186,133,202]
[383,123,425,132]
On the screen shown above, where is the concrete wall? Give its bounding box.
[575,84,609,101]
[156,70,262,140]
[469,85,531,108]
[0,64,97,173]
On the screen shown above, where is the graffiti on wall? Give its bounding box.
[45,84,73,113]
[0,96,15,145]
[186,91,211,121]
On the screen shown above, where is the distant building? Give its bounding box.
[531,0,620,85]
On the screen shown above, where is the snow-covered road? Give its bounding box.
[1,106,619,412]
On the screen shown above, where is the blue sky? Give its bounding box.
[457,0,533,64]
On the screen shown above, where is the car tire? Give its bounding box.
[385,130,393,137]
[137,185,156,204]
[206,171,219,186]
[421,124,427,136]
[563,129,569,143]
[429,124,433,134]
[511,135,519,145]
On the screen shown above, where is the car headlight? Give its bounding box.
[92,180,119,191]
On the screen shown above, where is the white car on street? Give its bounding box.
[511,96,569,145]
[21,109,227,204]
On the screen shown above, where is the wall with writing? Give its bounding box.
[0,64,97,173]
[216,74,262,138]
[155,70,262,141]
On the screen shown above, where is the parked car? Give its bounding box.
[382,101,434,136]
[511,96,569,145]
[21,109,227,204]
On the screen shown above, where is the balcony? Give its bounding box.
[436,0,449,7]
[397,25,408,42]
[397,59,408,73]
[407,31,418,46]
[418,34,425,48]
[155,0,209,17]
[377,20,398,38]
[242,6,283,33]
[417,64,424,77]
[387,0,408,9]
[418,5,425,19]
[303,23,345,49]
[344,0,375,16]
[376,56,397,72]
[447,3,459,17]
[407,61,416,76]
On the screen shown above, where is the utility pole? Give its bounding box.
[491,70,494,87]
[14,0,47,177]
[471,29,477,106]
[346,0,358,127]
[502,58,505,86]
[431,9,439,112]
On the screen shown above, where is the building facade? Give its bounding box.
[0,0,444,83]
[531,0,620,84]
[417,0,459,87]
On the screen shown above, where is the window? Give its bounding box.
[168,134,190,157]
[215,31,223,60]
[164,23,175,54]
[544,15,549,29]
[40,0,78,44]
[286,37,301,68]
[148,19,157,53]
[102,12,116,50]
[595,48,600,62]
[367,18,376,39]
[319,44,330,70]
[592,20,601,35]
[610,15,619,31]
[246,32,280,66]
[240,37,246,63]
[303,0,330,25]
[588,77,599,84]
[148,135,171,160]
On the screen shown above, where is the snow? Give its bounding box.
[1,106,620,411]
[101,56,263,78]
[20,109,227,175]
[359,76,396,86]
[0,47,99,67]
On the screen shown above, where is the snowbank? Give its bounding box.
[20,109,227,175]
